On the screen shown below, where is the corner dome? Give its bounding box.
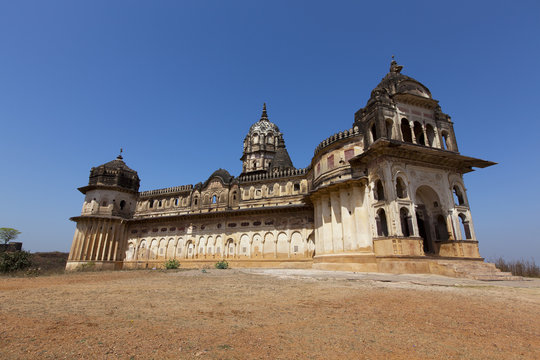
[88,154,140,192]
[368,59,432,103]
[248,103,280,135]
[203,168,234,188]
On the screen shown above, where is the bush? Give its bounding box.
[0,250,33,273]
[215,260,229,269]
[76,261,96,272]
[164,259,180,269]
[493,257,540,278]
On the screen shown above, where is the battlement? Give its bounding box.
[139,185,194,198]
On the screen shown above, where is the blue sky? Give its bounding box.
[0,1,538,261]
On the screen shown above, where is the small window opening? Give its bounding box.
[294,183,300,191]
[149,200,154,208]
[453,186,465,206]
[396,178,407,199]
[442,131,449,150]
[375,180,385,201]
[458,213,471,239]
[401,118,413,143]
[175,198,179,206]
[212,195,217,204]
[413,122,425,145]
[158,200,162,207]
[426,124,435,147]
[370,123,379,142]
[376,209,389,237]
[119,200,126,210]
[400,208,413,237]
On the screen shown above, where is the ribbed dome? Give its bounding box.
[367,60,432,104]
[248,103,280,135]
[207,168,233,184]
[88,154,140,192]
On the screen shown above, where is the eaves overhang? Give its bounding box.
[349,139,496,173]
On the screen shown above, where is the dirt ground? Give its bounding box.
[0,269,539,359]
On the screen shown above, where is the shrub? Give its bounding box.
[493,257,540,278]
[215,260,229,269]
[0,250,33,273]
[76,261,96,272]
[164,259,180,269]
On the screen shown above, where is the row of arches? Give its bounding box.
[126,231,315,262]
[368,117,455,151]
[374,184,473,255]
[373,178,467,207]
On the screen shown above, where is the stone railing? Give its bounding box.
[313,127,360,156]
[238,168,308,183]
[139,184,193,197]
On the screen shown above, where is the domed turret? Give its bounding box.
[241,104,294,175]
[88,153,140,192]
[366,59,432,106]
[78,151,140,219]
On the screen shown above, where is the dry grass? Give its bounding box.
[0,269,539,359]
[493,257,540,278]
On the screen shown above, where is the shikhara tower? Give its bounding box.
[67,60,509,279]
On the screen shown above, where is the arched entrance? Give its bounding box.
[225,238,235,258]
[415,185,445,255]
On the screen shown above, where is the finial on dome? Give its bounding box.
[390,55,403,73]
[260,102,269,121]
[117,148,123,160]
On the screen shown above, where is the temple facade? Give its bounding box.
[66,61,497,276]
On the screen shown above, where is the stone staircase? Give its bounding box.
[432,259,524,281]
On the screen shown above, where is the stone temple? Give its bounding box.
[66,60,501,277]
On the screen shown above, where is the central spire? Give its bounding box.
[260,103,269,121]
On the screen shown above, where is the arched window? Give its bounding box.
[413,122,425,145]
[119,200,126,210]
[458,213,471,239]
[426,124,435,147]
[158,200,163,207]
[441,131,449,150]
[175,198,179,206]
[376,209,389,236]
[374,180,385,201]
[396,177,407,199]
[252,160,257,169]
[453,186,465,206]
[232,191,237,201]
[194,197,198,206]
[212,195,217,204]
[401,118,412,143]
[385,119,393,139]
[149,200,154,208]
[400,208,413,236]
[370,123,379,143]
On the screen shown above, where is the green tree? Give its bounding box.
[0,228,21,244]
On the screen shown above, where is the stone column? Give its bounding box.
[410,122,416,144]
[86,221,96,260]
[313,197,324,255]
[352,184,371,248]
[339,187,353,251]
[330,191,343,252]
[321,193,333,253]
[74,222,87,260]
[422,125,428,146]
[100,220,110,261]
[433,128,441,148]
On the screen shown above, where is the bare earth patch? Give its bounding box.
[0,269,538,359]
